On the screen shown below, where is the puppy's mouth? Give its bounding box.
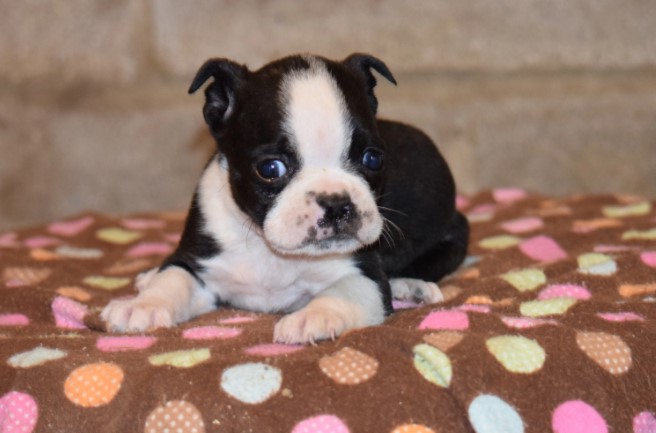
[266,233,366,257]
[264,206,381,257]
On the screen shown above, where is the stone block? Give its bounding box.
[0,86,210,230]
[152,0,656,77]
[0,0,146,86]
[376,72,656,196]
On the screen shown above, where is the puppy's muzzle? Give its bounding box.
[316,193,358,235]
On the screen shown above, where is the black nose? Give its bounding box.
[316,193,355,227]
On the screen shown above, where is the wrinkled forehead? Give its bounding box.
[279,59,352,168]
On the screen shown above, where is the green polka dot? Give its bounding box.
[501,269,546,292]
[413,344,452,388]
[486,335,545,374]
[577,253,616,275]
[520,298,577,317]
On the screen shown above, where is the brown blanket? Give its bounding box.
[1,189,655,433]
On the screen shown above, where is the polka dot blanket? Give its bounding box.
[1,189,655,433]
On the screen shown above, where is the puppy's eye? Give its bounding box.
[256,159,288,181]
[361,149,384,171]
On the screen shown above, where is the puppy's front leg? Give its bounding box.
[273,275,385,344]
[101,266,216,333]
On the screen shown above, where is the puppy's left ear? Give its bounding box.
[343,53,397,114]
[188,58,248,130]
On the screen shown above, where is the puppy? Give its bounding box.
[102,53,469,344]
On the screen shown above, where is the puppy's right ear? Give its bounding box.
[188,58,247,128]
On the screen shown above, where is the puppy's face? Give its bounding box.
[189,54,396,256]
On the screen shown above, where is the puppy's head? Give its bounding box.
[189,53,396,256]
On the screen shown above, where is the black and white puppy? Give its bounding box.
[102,53,469,344]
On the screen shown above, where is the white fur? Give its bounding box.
[102,158,385,341]
[390,278,444,304]
[101,58,388,342]
[101,266,215,332]
[263,60,383,256]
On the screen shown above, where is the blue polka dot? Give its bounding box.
[468,394,524,433]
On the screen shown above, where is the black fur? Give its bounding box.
[171,53,468,313]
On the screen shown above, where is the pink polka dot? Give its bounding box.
[0,314,29,326]
[456,195,470,211]
[501,316,558,329]
[121,218,166,230]
[292,415,350,433]
[392,299,422,310]
[469,204,497,215]
[0,391,38,433]
[51,296,88,329]
[96,336,157,352]
[418,310,469,330]
[597,312,644,323]
[552,400,608,433]
[0,233,19,248]
[164,233,182,243]
[219,315,257,324]
[493,188,526,204]
[633,411,656,433]
[538,284,591,301]
[182,326,241,340]
[126,242,174,258]
[48,216,94,237]
[594,245,631,253]
[244,343,304,357]
[501,217,544,234]
[23,236,61,249]
[641,251,656,268]
[519,236,567,263]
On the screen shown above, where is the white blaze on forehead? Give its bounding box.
[282,60,352,167]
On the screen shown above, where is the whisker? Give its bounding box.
[383,216,405,241]
[378,206,408,218]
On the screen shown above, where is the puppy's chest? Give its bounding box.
[198,241,356,313]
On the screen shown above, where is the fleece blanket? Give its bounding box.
[1,189,655,433]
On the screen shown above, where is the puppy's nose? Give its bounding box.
[316,193,355,227]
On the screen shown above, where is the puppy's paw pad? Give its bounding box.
[101,297,174,333]
[274,308,349,345]
[390,278,443,304]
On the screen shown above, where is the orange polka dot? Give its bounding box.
[64,363,124,407]
[57,286,92,302]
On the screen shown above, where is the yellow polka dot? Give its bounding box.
[501,269,546,292]
[479,235,521,250]
[520,298,577,317]
[64,363,124,407]
[602,201,651,218]
[148,349,211,368]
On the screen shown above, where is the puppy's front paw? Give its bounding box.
[274,308,346,344]
[390,278,443,304]
[101,297,174,333]
[274,299,362,344]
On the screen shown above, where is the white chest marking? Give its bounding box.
[197,158,360,313]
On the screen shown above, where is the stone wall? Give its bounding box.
[1,0,655,230]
